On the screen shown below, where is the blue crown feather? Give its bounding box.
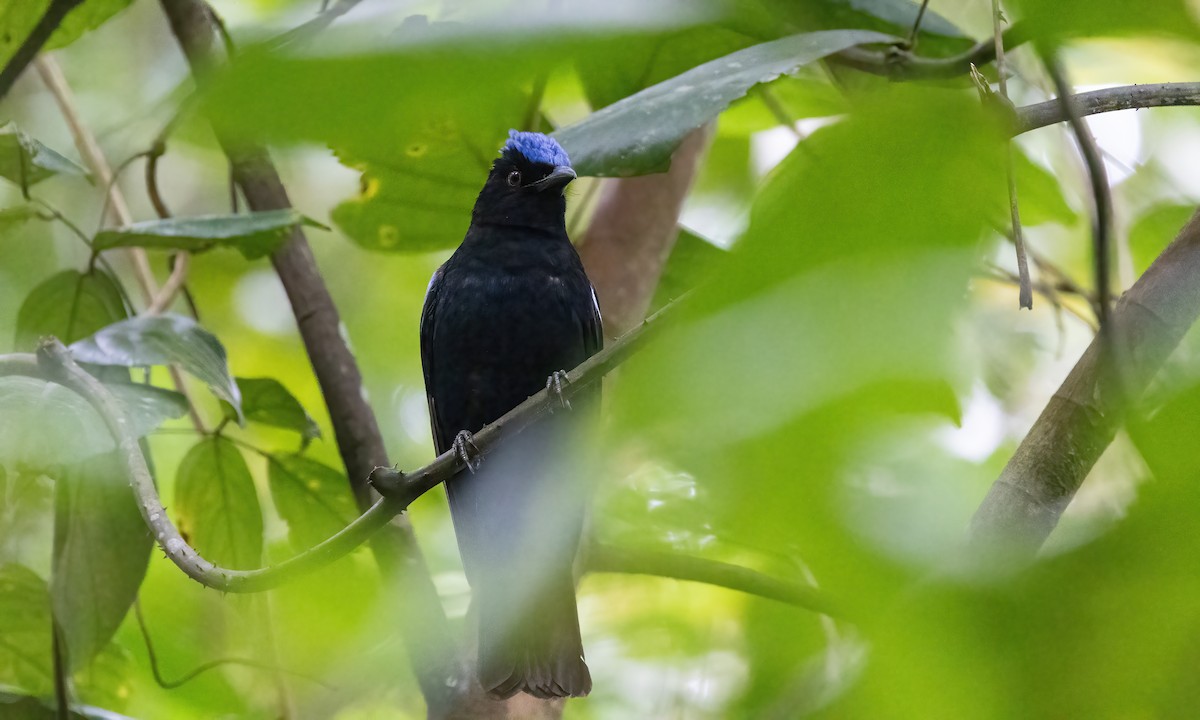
[503,130,571,167]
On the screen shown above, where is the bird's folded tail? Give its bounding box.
[477,572,591,699]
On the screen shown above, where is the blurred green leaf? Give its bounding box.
[0,377,185,467]
[14,269,126,351]
[71,642,134,713]
[556,30,895,177]
[1010,147,1078,227]
[229,377,320,441]
[175,437,263,570]
[0,0,133,71]
[0,205,40,231]
[0,124,88,189]
[576,25,757,110]
[1011,0,1199,41]
[52,451,151,671]
[1129,203,1195,276]
[92,210,328,260]
[755,0,973,55]
[69,314,243,420]
[266,454,357,551]
[44,0,134,52]
[650,228,727,312]
[0,687,139,719]
[719,74,850,135]
[0,564,52,695]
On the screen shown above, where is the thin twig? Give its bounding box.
[143,253,190,315]
[35,54,207,432]
[1042,54,1113,332]
[990,0,1032,310]
[133,598,327,690]
[906,0,932,49]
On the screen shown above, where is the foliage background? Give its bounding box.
[2,0,1200,718]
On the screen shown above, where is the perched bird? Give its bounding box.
[420,131,601,699]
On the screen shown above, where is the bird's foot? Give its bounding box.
[453,430,482,473]
[546,370,572,412]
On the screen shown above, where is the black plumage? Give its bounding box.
[420,132,601,699]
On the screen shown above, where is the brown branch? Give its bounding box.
[155,0,456,710]
[969,206,1200,563]
[0,0,83,101]
[1014,82,1200,135]
[579,125,713,338]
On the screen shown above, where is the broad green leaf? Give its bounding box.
[0,124,88,189]
[555,30,896,176]
[1010,148,1078,227]
[230,377,320,441]
[718,73,850,135]
[0,564,52,695]
[1129,203,1195,276]
[72,642,134,713]
[764,0,970,52]
[175,438,263,570]
[69,314,242,420]
[0,377,185,467]
[267,454,357,551]
[52,451,151,671]
[92,210,329,261]
[14,269,126,351]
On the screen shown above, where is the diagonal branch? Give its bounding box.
[969,207,1200,563]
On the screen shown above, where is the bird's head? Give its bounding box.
[472,130,576,228]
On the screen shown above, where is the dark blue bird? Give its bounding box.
[420,131,601,699]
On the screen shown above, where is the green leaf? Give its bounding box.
[0,1,133,72]
[576,25,758,111]
[650,229,728,312]
[1011,0,1199,41]
[555,30,896,176]
[1010,148,1078,227]
[92,210,329,260]
[757,0,971,54]
[52,451,151,671]
[14,269,127,351]
[267,454,357,551]
[232,377,321,441]
[1129,203,1195,276]
[0,564,52,695]
[0,687,139,720]
[175,438,263,570]
[44,0,134,52]
[0,124,88,189]
[0,377,185,467]
[69,314,243,420]
[0,205,40,230]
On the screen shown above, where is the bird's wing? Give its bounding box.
[420,264,449,455]
[583,285,603,357]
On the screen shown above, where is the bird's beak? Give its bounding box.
[531,166,576,193]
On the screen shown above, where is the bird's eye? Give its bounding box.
[507,170,521,187]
